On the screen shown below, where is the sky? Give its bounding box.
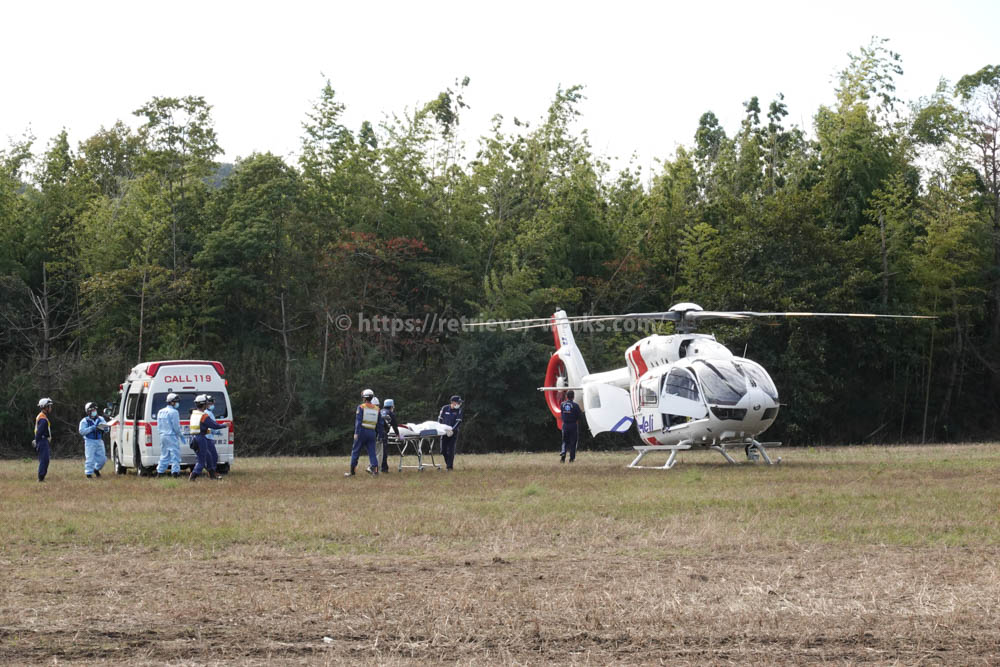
[3,0,998,176]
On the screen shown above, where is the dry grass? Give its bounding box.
[2,444,1000,664]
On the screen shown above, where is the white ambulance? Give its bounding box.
[106,360,235,476]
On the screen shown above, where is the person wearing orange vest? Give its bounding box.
[346,389,382,476]
[34,397,54,482]
[188,394,225,481]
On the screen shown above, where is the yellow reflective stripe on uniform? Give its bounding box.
[35,412,51,439]
[361,404,378,430]
[189,410,205,434]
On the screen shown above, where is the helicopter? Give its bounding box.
[472,303,933,469]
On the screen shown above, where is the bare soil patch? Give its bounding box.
[2,448,999,664]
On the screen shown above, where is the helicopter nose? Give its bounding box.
[744,387,772,429]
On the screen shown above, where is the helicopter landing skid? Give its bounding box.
[628,443,693,470]
[629,439,782,469]
[712,439,782,465]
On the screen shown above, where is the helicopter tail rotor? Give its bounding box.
[543,311,591,428]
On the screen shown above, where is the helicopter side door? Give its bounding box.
[659,367,708,427]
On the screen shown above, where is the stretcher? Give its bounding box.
[384,421,454,472]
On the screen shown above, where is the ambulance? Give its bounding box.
[106,360,235,476]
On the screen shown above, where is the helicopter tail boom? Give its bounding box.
[544,310,634,435]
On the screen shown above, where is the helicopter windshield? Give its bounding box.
[737,361,779,401]
[692,360,747,406]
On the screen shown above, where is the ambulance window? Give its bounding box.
[150,391,228,419]
[662,368,699,401]
[110,391,125,418]
[125,392,141,420]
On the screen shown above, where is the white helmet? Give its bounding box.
[194,394,208,406]
[361,389,374,399]
[372,397,380,407]
[165,392,179,404]
[85,401,98,412]
[38,397,54,409]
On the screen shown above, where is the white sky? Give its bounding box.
[3,0,998,176]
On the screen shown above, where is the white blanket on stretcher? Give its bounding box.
[398,421,453,438]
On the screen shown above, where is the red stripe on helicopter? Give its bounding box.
[550,317,560,349]
[630,347,648,376]
[544,353,564,429]
[645,437,658,445]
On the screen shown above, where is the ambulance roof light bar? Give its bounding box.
[144,360,226,377]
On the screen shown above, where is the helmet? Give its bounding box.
[194,394,208,406]
[206,395,215,403]
[450,395,463,404]
[85,402,98,412]
[361,389,374,399]
[38,397,54,409]
[372,397,380,407]
[384,398,394,408]
[165,392,179,404]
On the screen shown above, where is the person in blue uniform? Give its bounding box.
[205,395,222,474]
[156,393,183,478]
[347,389,381,476]
[438,395,463,470]
[378,398,401,472]
[560,390,582,463]
[78,401,108,478]
[188,394,224,480]
[34,398,54,482]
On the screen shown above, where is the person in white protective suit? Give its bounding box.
[78,402,108,478]
[156,393,183,478]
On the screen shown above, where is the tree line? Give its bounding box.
[1,40,998,457]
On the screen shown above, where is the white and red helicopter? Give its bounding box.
[475,304,932,469]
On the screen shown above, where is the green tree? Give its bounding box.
[134,96,222,271]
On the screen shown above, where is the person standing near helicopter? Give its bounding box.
[34,398,54,482]
[560,390,582,463]
[347,389,381,476]
[437,395,463,470]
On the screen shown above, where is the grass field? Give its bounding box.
[2,444,1000,664]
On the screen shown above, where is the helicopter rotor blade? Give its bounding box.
[689,311,935,322]
[464,311,682,331]
[462,308,935,332]
[462,313,627,328]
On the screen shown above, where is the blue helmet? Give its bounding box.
[384,398,395,408]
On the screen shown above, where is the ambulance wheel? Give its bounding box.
[113,446,127,475]
[217,463,230,475]
[134,445,149,477]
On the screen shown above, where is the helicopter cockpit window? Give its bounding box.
[739,361,779,401]
[639,379,658,407]
[693,360,747,406]
[662,368,699,401]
